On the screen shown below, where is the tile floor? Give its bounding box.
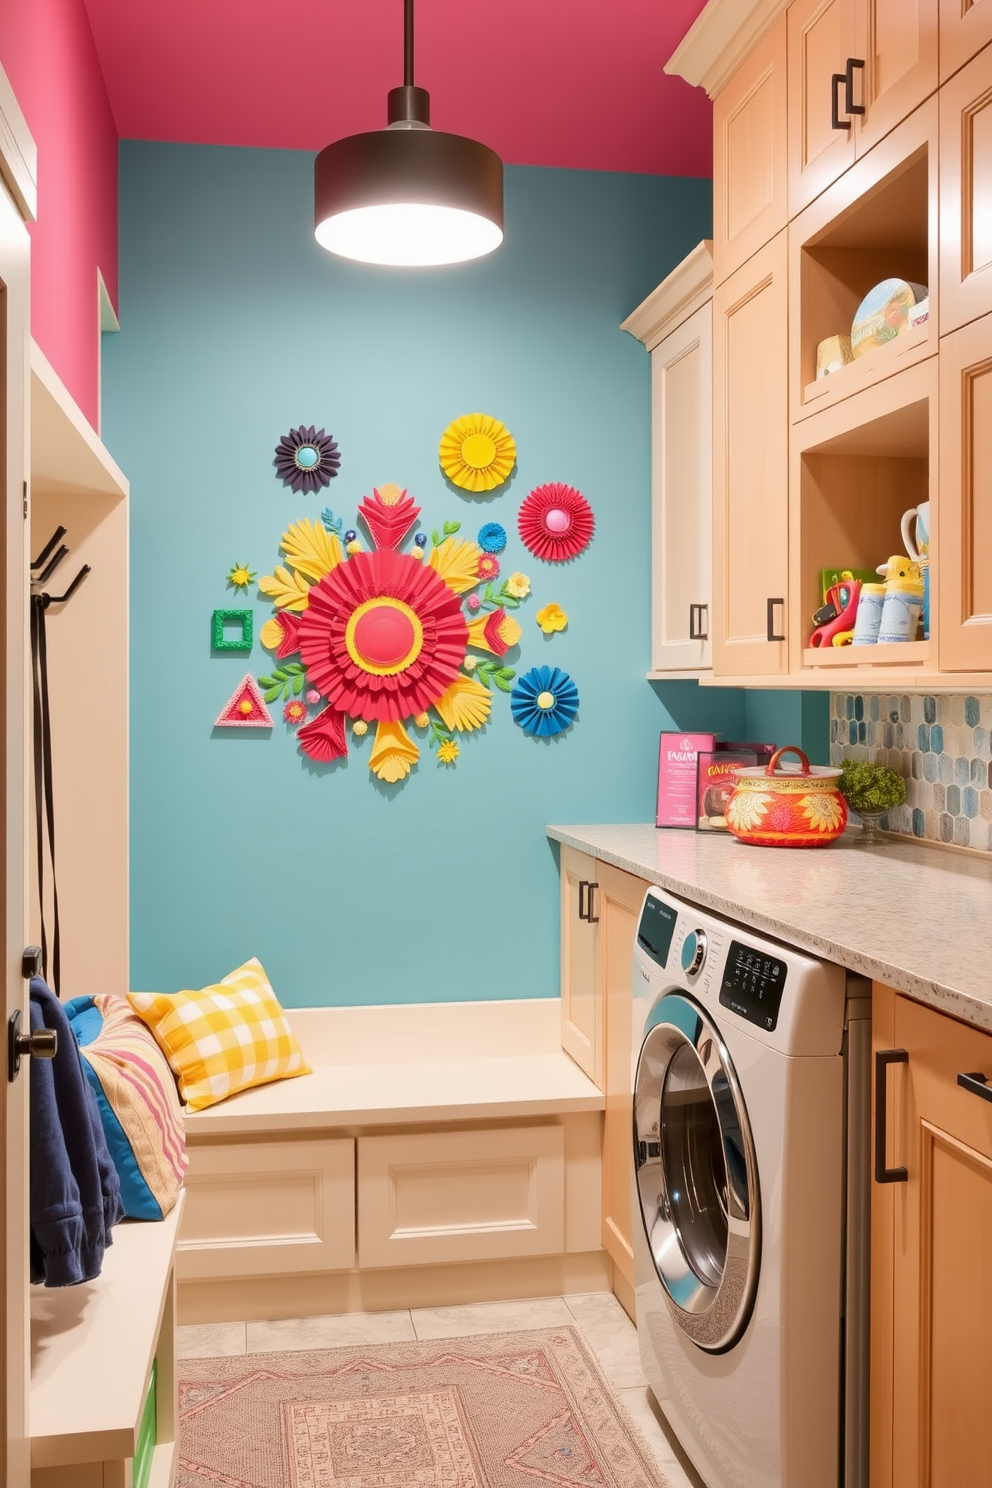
[177,1291,706,1488]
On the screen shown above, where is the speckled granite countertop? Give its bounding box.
[548,823,992,1031]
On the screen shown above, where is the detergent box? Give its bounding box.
[656,733,715,828]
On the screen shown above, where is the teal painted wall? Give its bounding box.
[104,142,825,1006]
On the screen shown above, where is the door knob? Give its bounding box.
[7,1009,57,1083]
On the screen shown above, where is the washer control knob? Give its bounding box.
[680,929,707,977]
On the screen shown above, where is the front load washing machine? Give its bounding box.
[631,886,870,1488]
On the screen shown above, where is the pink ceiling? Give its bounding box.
[80,0,712,177]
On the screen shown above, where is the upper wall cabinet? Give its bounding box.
[937,312,992,672]
[939,0,992,84]
[713,15,788,283]
[622,243,714,678]
[788,0,938,217]
[712,231,791,676]
[939,43,992,335]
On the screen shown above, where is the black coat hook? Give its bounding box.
[47,566,91,605]
[33,546,69,586]
[31,527,68,570]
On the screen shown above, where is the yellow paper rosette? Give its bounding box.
[439,413,516,493]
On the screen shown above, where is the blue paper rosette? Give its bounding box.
[510,665,579,737]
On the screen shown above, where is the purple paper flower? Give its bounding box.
[274,425,341,494]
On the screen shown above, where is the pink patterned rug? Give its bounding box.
[177,1325,671,1488]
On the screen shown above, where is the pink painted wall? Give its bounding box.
[0,0,118,429]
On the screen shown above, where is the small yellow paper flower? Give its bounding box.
[506,572,531,599]
[463,656,478,672]
[414,713,430,728]
[227,562,256,590]
[437,741,459,764]
[352,719,368,736]
[536,603,568,634]
[346,539,362,556]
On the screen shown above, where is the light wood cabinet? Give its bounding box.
[596,862,649,1297]
[939,0,992,85]
[713,15,788,282]
[788,0,860,214]
[559,852,648,1309]
[937,312,992,672]
[939,41,992,335]
[872,984,992,1487]
[623,243,714,678]
[712,229,791,676]
[788,0,937,218]
[559,846,602,1085]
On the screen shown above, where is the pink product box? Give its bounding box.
[656,732,715,828]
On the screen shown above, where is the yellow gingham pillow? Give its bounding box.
[127,958,311,1111]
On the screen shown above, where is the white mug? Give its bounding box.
[900,500,930,561]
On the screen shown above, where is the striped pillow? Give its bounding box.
[66,993,187,1221]
[127,958,310,1112]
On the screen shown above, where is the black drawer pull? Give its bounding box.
[831,71,851,130]
[587,882,599,924]
[689,603,709,641]
[958,1071,992,1104]
[875,1048,909,1184]
[766,597,786,643]
[578,880,589,921]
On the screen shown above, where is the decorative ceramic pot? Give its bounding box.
[725,745,848,848]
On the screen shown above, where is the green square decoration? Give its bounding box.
[212,609,253,652]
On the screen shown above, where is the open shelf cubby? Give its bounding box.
[795,361,933,673]
[792,99,937,423]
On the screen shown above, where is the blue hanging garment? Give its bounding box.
[28,977,124,1286]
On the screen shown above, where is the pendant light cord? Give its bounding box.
[404,0,415,86]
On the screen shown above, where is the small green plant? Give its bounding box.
[838,759,907,813]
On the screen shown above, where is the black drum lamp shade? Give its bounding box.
[313,5,504,267]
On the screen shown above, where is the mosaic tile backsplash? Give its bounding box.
[830,692,992,853]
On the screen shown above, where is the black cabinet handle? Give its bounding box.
[766,597,786,643]
[845,57,865,116]
[578,880,589,921]
[957,1071,992,1104]
[831,71,850,130]
[874,1049,909,1184]
[587,882,599,924]
[689,603,709,641]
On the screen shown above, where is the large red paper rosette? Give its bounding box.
[518,483,594,562]
[298,549,469,722]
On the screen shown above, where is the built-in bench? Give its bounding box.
[179,999,609,1324]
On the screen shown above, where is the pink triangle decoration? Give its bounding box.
[214,674,274,728]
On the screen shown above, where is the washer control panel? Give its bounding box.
[680,929,707,977]
[719,940,788,1031]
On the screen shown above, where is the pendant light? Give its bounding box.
[314,0,504,267]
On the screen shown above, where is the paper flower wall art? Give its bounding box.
[255,485,529,785]
[511,665,579,737]
[274,425,341,494]
[439,414,516,493]
[518,483,594,562]
[536,603,568,634]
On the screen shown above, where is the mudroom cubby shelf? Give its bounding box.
[791,98,937,425]
[30,1198,182,1488]
[29,340,129,999]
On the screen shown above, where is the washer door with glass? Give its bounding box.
[634,991,760,1352]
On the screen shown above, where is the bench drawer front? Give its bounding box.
[357,1125,565,1269]
[178,1137,355,1279]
